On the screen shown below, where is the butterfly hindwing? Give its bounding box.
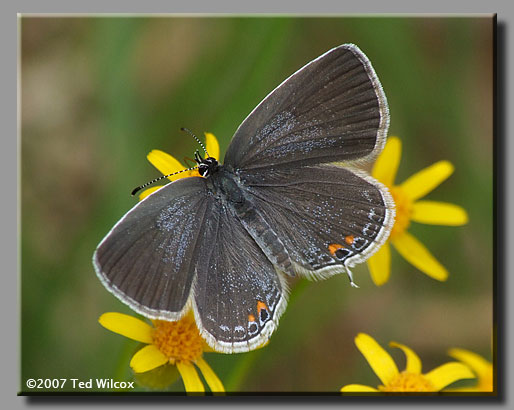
[192,197,286,353]
[238,164,395,280]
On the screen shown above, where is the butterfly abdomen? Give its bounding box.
[236,204,295,277]
[211,168,295,277]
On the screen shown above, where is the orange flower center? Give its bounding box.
[151,315,204,365]
[389,186,413,240]
[378,371,435,392]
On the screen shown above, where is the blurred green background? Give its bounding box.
[20,16,493,393]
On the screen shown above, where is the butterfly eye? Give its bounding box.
[198,164,209,176]
[197,157,219,177]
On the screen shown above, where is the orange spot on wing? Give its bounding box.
[257,301,268,312]
[345,235,355,245]
[328,243,343,256]
[248,314,256,322]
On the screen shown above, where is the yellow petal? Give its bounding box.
[98,312,153,344]
[176,361,205,393]
[204,132,220,160]
[355,333,399,386]
[340,384,379,392]
[138,185,164,201]
[424,362,476,391]
[389,342,422,374]
[130,344,169,373]
[147,149,187,181]
[448,348,492,379]
[367,243,391,286]
[411,200,469,226]
[372,136,401,186]
[392,231,449,281]
[400,160,454,201]
[196,357,225,393]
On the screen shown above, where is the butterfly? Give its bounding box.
[93,44,395,353]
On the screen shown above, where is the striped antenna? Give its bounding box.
[131,166,198,196]
[131,128,206,197]
[181,127,210,157]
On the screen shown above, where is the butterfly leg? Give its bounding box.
[344,263,360,288]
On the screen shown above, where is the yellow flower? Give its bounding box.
[367,136,468,285]
[99,312,225,393]
[445,348,493,392]
[139,132,220,200]
[341,333,475,393]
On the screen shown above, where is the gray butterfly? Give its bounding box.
[93,44,395,353]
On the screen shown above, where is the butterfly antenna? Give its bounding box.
[181,127,210,158]
[131,167,198,196]
[132,128,207,197]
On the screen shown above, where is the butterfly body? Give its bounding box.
[207,165,296,277]
[94,44,395,353]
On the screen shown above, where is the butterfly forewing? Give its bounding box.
[93,177,210,320]
[224,44,389,171]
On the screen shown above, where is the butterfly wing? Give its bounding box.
[192,198,286,353]
[93,177,211,320]
[223,43,389,171]
[238,164,395,280]
[94,176,286,352]
[94,43,390,352]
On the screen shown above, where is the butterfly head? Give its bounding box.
[195,152,219,177]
